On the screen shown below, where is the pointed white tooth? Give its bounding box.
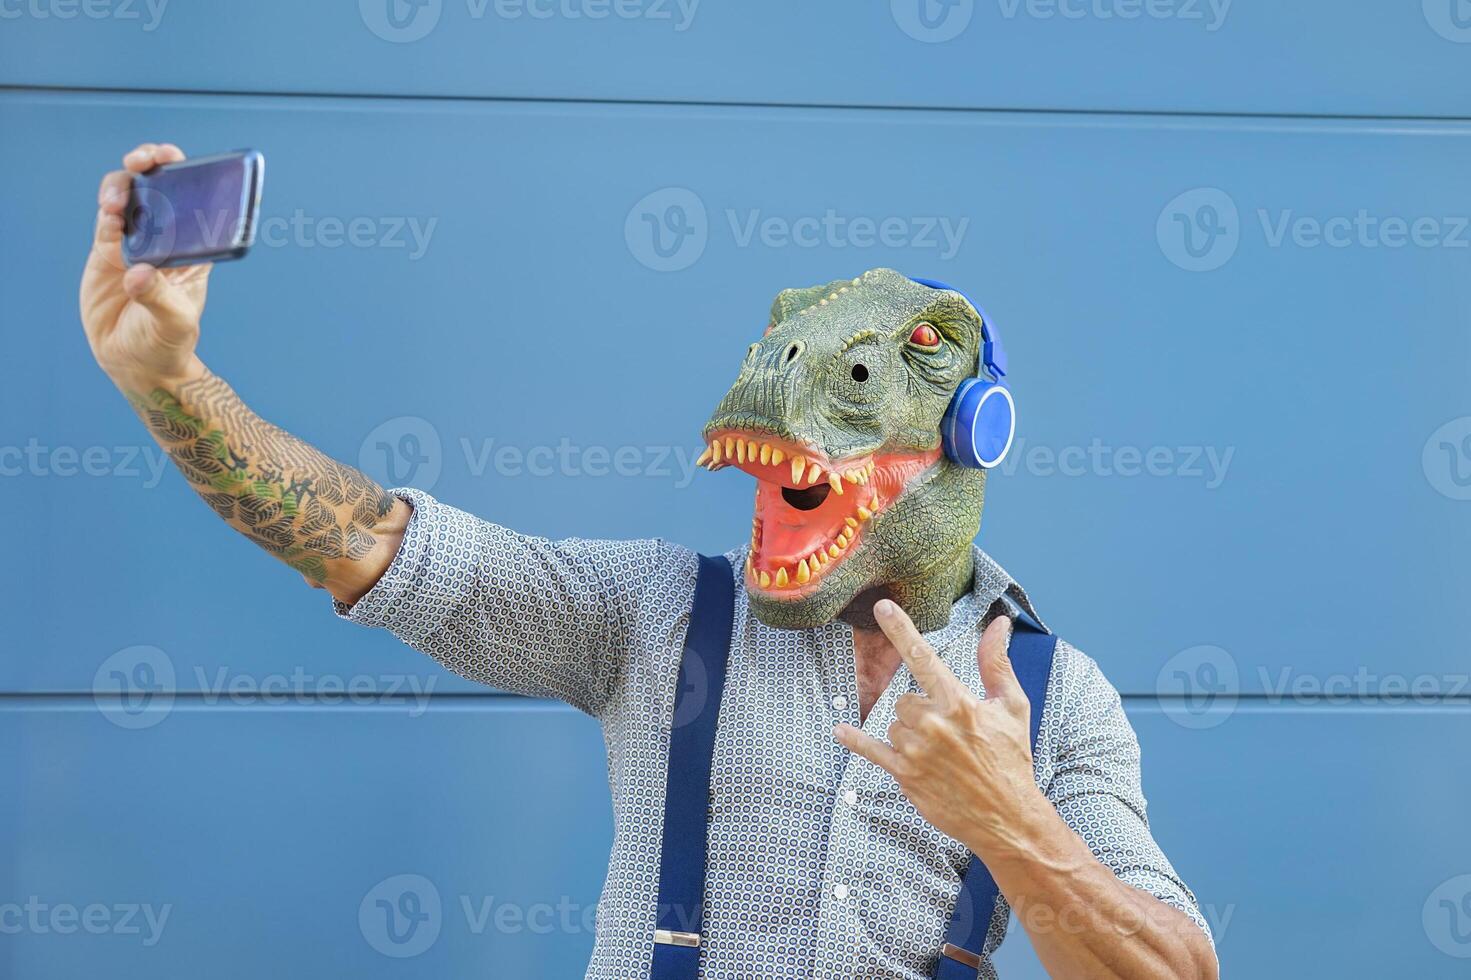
[696,446,713,468]
[758,570,771,588]
[711,440,723,464]
[844,471,860,484]
[771,448,785,466]
[845,517,859,529]
[759,443,772,465]
[838,529,852,546]
[791,457,807,485]
[828,544,841,558]
[857,505,873,521]
[796,559,811,585]
[829,474,844,495]
[808,465,824,486]
[724,437,735,460]
[774,567,789,587]
[740,440,750,464]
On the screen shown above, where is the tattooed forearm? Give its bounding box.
[127,370,396,584]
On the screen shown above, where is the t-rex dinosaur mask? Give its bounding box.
[701,267,989,634]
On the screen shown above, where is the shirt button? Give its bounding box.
[832,883,850,900]
[831,695,848,711]
[842,789,858,806]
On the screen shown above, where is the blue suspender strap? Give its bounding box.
[650,554,735,980]
[935,613,1059,978]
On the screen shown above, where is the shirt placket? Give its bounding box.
[809,622,866,976]
[812,620,936,977]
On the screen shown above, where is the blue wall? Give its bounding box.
[3,3,1471,977]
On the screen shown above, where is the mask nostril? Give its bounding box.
[785,342,802,364]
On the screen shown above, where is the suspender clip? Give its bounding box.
[940,942,981,968]
[653,929,701,948]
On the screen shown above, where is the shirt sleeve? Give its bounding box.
[333,487,694,716]
[1042,641,1217,951]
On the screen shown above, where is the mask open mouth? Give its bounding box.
[699,429,942,597]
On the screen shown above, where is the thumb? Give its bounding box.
[123,263,199,343]
[977,615,1023,705]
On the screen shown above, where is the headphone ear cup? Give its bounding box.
[942,378,1016,469]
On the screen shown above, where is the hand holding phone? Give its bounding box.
[123,149,265,268]
[82,143,235,393]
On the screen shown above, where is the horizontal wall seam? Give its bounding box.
[2,82,1469,125]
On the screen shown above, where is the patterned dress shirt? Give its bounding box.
[336,488,1213,979]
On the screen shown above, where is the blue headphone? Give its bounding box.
[909,277,1016,470]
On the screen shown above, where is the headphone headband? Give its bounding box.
[907,276,1007,382]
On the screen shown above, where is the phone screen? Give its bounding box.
[124,151,262,268]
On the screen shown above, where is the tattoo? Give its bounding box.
[128,371,395,583]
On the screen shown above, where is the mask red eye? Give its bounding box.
[909,322,940,347]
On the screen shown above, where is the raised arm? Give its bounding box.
[81,142,408,604]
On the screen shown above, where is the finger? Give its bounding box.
[162,260,213,287]
[123,142,185,174]
[894,691,933,728]
[123,144,160,173]
[874,598,961,703]
[98,169,132,215]
[86,207,130,282]
[977,615,1024,705]
[122,264,197,345]
[834,723,902,775]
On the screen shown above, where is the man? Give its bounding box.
[82,142,1217,979]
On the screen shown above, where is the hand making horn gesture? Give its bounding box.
[835,600,1043,847]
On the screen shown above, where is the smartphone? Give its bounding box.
[123,150,265,268]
